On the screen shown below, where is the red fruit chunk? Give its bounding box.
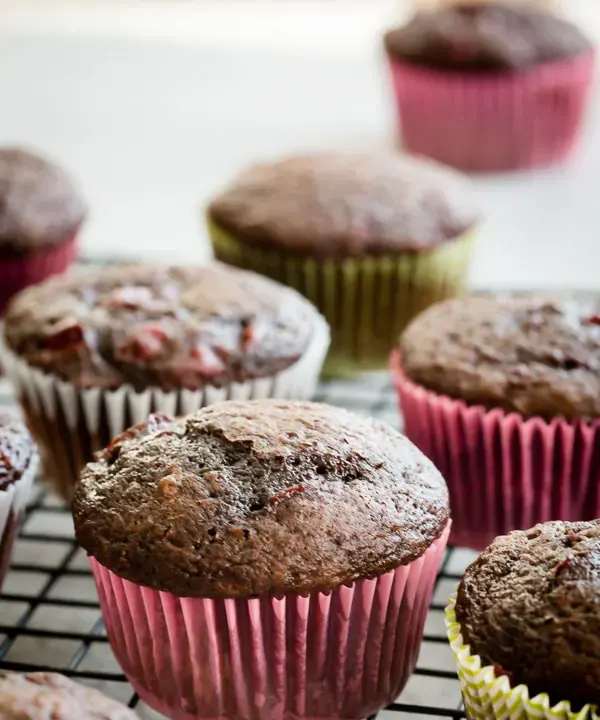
[554,557,570,576]
[584,314,600,326]
[43,320,84,351]
[98,413,173,464]
[241,326,255,347]
[118,325,168,361]
[269,483,307,505]
[191,345,225,377]
[159,474,181,500]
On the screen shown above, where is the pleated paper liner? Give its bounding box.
[0,234,79,315]
[209,217,475,378]
[391,351,600,550]
[0,454,38,589]
[446,594,599,720]
[89,523,449,720]
[1,316,329,503]
[386,51,596,172]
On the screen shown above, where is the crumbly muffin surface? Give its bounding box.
[401,293,600,419]
[5,263,322,391]
[456,520,600,710]
[73,400,449,597]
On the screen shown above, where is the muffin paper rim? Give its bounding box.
[390,349,600,431]
[2,312,330,434]
[385,49,596,172]
[446,593,600,720]
[208,216,476,376]
[391,350,600,549]
[86,523,450,720]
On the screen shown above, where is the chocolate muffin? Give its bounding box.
[454,520,600,712]
[0,414,37,588]
[2,263,329,501]
[383,3,595,171]
[400,293,600,420]
[73,399,450,720]
[74,400,449,596]
[0,671,137,719]
[0,148,85,312]
[393,293,600,549]
[208,151,479,375]
[384,3,592,72]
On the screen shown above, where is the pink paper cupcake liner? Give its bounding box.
[387,51,596,172]
[90,523,449,720]
[0,234,78,315]
[391,351,600,550]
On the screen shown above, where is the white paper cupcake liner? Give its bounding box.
[2,315,330,501]
[446,593,600,720]
[0,451,38,588]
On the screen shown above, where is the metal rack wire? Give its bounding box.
[0,265,472,718]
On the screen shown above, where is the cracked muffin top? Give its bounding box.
[0,148,86,251]
[72,399,449,598]
[208,152,479,258]
[384,3,592,73]
[4,262,325,392]
[456,520,600,711]
[0,671,137,719]
[400,293,600,419]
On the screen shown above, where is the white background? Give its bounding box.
[1,0,600,290]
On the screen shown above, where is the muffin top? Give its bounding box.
[384,3,592,72]
[72,400,449,598]
[4,263,325,392]
[456,520,600,710]
[400,293,600,420]
[0,672,136,719]
[208,152,479,258]
[0,414,35,491]
[0,148,86,251]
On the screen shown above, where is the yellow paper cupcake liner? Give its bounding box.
[445,593,600,720]
[208,217,475,377]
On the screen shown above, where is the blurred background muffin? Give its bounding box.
[384,1,595,172]
[392,292,600,549]
[73,399,450,720]
[447,520,600,717]
[2,263,329,501]
[208,151,480,376]
[0,148,85,313]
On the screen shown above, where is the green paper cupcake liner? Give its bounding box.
[446,594,600,720]
[208,217,475,377]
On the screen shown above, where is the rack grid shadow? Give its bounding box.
[0,343,472,719]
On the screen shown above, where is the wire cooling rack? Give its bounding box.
[0,259,477,718]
